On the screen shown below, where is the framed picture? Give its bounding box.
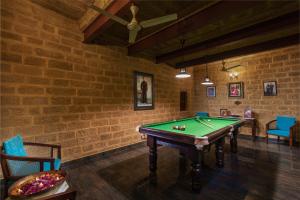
[244,106,253,118]
[134,71,154,110]
[263,81,277,96]
[220,109,228,116]
[228,82,244,98]
[206,86,216,97]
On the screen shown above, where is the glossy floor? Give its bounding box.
[63,137,300,200]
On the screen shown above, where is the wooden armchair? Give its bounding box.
[265,116,297,146]
[0,135,61,197]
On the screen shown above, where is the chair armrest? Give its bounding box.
[24,142,61,148]
[266,120,277,130]
[1,153,54,162]
[290,123,297,135]
[290,123,297,130]
[0,153,55,171]
[24,142,61,159]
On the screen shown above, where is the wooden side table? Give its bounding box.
[226,115,257,141]
[38,189,77,200]
[243,118,257,141]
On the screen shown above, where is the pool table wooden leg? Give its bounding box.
[147,136,157,174]
[230,128,238,153]
[178,152,188,180]
[190,150,202,192]
[215,137,225,168]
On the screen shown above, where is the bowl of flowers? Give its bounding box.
[8,170,66,198]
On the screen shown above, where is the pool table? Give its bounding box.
[139,116,245,191]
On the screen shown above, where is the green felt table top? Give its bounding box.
[143,117,241,138]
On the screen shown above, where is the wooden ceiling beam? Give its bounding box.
[83,0,131,43]
[79,0,112,31]
[175,33,300,68]
[156,11,300,64]
[128,0,260,55]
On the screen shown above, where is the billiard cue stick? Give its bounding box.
[197,119,214,129]
[200,118,214,126]
[195,117,214,127]
[195,118,214,129]
[199,119,215,129]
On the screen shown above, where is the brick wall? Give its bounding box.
[192,45,300,139]
[1,0,299,180]
[0,0,193,165]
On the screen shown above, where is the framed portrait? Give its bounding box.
[228,82,244,98]
[220,109,228,116]
[263,81,277,96]
[206,86,216,97]
[134,71,154,111]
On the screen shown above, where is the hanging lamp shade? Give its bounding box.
[175,39,191,79]
[201,64,213,85]
[201,76,213,85]
[176,68,191,78]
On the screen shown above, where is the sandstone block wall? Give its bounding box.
[0,0,193,163]
[192,45,300,139]
[1,0,299,179]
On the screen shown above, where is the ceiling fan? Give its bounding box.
[220,60,241,72]
[88,2,178,44]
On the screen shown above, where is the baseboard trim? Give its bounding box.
[239,133,300,146]
[1,134,298,182]
[62,134,298,169]
[0,141,146,182]
[62,141,146,169]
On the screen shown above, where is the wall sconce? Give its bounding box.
[229,71,238,80]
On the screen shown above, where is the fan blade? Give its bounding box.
[88,4,129,26]
[226,65,241,70]
[140,13,177,28]
[128,26,141,44]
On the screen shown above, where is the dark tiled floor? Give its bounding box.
[62,137,300,200]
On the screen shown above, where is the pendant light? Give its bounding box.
[201,63,213,85]
[176,39,191,79]
[176,68,191,78]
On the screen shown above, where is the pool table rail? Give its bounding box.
[139,118,245,150]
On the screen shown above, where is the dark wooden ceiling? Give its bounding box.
[31,0,88,19]
[84,1,300,67]
[92,0,215,45]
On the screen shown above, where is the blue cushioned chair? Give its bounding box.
[266,116,297,146]
[196,112,209,117]
[0,135,61,195]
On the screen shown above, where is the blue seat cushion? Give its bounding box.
[43,159,61,171]
[8,160,40,177]
[276,116,296,131]
[196,112,209,117]
[267,129,290,137]
[7,159,61,177]
[3,135,27,156]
